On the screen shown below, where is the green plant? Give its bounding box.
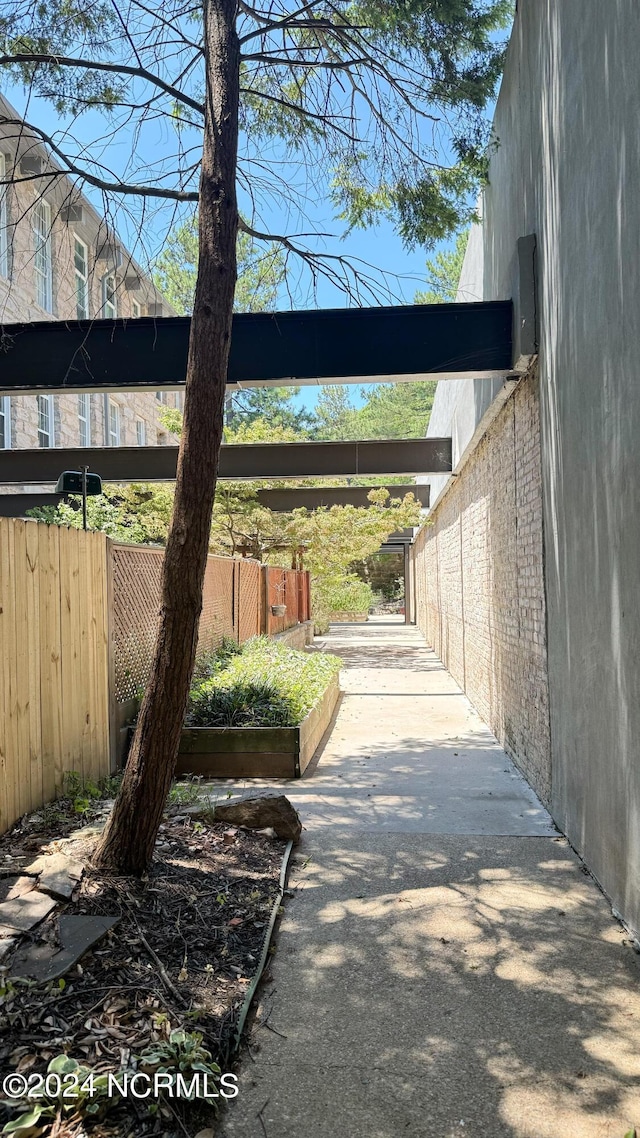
[168,776,204,806]
[188,678,296,728]
[191,637,243,685]
[1,1055,110,1133]
[317,577,374,615]
[62,771,122,815]
[138,1029,220,1102]
[186,637,341,729]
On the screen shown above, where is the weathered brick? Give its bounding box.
[413,367,552,805]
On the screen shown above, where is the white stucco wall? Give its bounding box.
[423,0,640,935]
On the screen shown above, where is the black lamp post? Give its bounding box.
[54,467,103,530]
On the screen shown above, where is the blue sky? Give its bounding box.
[4,17,500,415]
[3,81,451,312]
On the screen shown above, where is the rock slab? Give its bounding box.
[25,853,84,901]
[10,914,119,982]
[213,794,302,844]
[0,890,57,932]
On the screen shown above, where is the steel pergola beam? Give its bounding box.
[255,484,430,511]
[0,301,514,395]
[0,438,451,485]
[0,482,431,517]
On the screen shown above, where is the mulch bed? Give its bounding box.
[0,795,287,1137]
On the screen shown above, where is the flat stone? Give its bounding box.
[25,853,84,901]
[0,876,38,902]
[0,934,18,960]
[0,890,57,932]
[10,915,119,982]
[213,793,302,844]
[0,860,36,878]
[61,822,105,842]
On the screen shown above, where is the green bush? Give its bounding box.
[314,575,374,617]
[186,637,341,728]
[191,636,242,685]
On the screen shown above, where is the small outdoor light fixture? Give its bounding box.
[55,467,102,531]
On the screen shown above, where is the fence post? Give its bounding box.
[105,538,119,773]
[260,565,269,635]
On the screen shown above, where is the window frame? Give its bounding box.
[78,393,91,447]
[37,393,54,448]
[33,199,53,313]
[131,298,141,318]
[74,235,89,320]
[0,395,11,449]
[136,418,147,447]
[108,398,120,446]
[102,273,117,319]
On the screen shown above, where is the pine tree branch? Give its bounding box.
[0,52,204,115]
[0,115,200,199]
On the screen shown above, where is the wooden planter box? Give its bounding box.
[175,675,340,779]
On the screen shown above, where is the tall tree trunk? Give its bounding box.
[94,0,240,876]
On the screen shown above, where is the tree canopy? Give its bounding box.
[415,228,470,303]
[1,0,511,298]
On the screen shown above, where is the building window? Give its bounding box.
[108,399,120,446]
[156,391,167,404]
[33,199,53,312]
[131,299,141,318]
[175,391,183,411]
[136,418,147,447]
[102,273,117,319]
[37,394,54,447]
[74,236,89,319]
[78,393,91,446]
[0,396,11,449]
[0,154,8,278]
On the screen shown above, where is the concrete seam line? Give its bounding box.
[231,837,295,1059]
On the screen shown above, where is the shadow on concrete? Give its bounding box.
[237,834,640,1137]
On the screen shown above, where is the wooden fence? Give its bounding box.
[0,518,110,834]
[0,518,311,833]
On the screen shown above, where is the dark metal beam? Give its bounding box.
[0,439,451,485]
[255,484,429,511]
[0,493,64,516]
[0,301,514,395]
[0,484,430,517]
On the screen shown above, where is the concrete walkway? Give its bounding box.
[219,622,640,1138]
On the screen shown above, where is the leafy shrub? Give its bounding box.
[138,1028,220,1103]
[313,575,374,621]
[191,637,242,685]
[186,637,341,728]
[188,679,296,727]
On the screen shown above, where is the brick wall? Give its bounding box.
[413,367,552,804]
[0,123,180,457]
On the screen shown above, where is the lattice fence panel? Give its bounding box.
[111,547,267,705]
[199,556,236,655]
[111,545,164,703]
[238,558,261,642]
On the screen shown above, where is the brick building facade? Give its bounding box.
[0,93,181,463]
[413,366,552,806]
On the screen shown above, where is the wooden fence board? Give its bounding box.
[91,531,111,784]
[0,519,16,830]
[12,520,31,819]
[0,520,111,833]
[38,522,63,801]
[24,521,43,813]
